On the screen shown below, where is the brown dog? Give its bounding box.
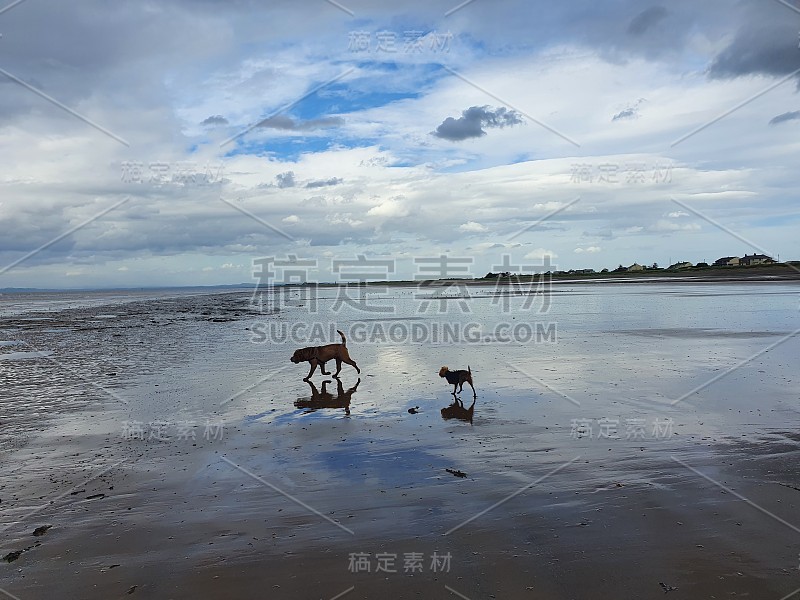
[291,330,360,380]
[439,365,476,398]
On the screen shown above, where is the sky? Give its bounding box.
[1,0,799,288]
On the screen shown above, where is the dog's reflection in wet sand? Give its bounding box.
[294,378,360,416]
[441,397,475,423]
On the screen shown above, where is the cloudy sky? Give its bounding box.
[1,0,799,288]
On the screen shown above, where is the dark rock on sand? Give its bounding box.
[446,468,467,478]
[3,550,24,563]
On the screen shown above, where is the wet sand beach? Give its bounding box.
[1,283,799,599]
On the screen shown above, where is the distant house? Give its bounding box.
[668,261,693,270]
[740,253,774,266]
[713,256,739,266]
[627,263,645,271]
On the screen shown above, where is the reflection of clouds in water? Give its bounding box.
[371,346,427,385]
[502,284,799,413]
[318,441,451,487]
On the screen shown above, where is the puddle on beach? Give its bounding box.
[0,350,53,361]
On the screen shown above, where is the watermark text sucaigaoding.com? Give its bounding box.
[250,320,557,345]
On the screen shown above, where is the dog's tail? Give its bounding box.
[337,329,347,345]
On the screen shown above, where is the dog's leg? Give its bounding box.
[467,378,476,398]
[320,361,330,375]
[343,357,360,374]
[305,359,318,380]
[333,358,342,378]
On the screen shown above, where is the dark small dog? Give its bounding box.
[441,398,475,423]
[439,365,476,398]
[291,330,360,380]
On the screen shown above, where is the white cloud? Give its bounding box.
[524,248,558,260]
[329,214,364,227]
[458,221,488,233]
[366,199,410,218]
[574,246,601,253]
[652,220,701,232]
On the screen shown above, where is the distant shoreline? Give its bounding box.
[2,262,799,293]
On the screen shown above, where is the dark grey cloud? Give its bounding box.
[263,175,343,189]
[612,108,637,121]
[612,98,645,122]
[305,177,343,188]
[628,6,669,36]
[201,115,228,126]
[275,171,296,188]
[433,106,524,142]
[257,114,344,131]
[769,111,800,125]
[708,8,800,82]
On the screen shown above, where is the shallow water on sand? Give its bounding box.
[1,282,799,599]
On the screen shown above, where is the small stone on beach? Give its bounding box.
[3,550,23,563]
[446,468,467,478]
